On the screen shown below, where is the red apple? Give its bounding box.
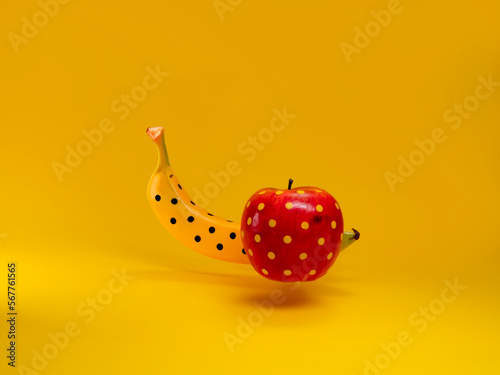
[241,179,344,282]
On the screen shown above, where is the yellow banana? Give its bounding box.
[146,127,250,264]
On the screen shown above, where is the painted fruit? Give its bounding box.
[241,179,345,282]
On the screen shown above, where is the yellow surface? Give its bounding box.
[1,1,499,374]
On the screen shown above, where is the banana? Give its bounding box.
[340,228,360,252]
[146,127,359,265]
[146,127,250,264]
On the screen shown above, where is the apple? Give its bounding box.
[241,179,344,282]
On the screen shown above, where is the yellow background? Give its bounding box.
[1,0,499,374]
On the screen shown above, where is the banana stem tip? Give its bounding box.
[146,127,164,141]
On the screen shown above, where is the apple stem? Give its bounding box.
[288,179,293,190]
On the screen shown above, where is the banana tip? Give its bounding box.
[146,127,164,141]
[352,228,360,240]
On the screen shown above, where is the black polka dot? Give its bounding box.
[187,216,194,222]
[169,174,173,178]
[209,227,215,233]
[178,184,182,189]
[171,198,178,205]
[170,218,176,224]
[229,232,236,239]
[242,249,246,255]
[216,243,223,250]
[207,213,214,216]
[190,201,196,205]
[194,236,201,242]
[155,195,161,201]
[227,220,233,223]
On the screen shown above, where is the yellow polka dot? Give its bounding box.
[299,253,307,260]
[262,269,269,275]
[241,231,245,238]
[331,221,337,229]
[309,270,316,276]
[247,217,252,225]
[283,270,292,276]
[297,190,305,194]
[275,190,283,195]
[316,205,323,212]
[258,203,265,210]
[315,189,322,193]
[255,234,261,243]
[248,249,253,256]
[269,219,276,227]
[340,233,343,241]
[285,202,293,209]
[246,201,251,208]
[283,235,292,244]
[335,202,340,210]
[327,252,333,260]
[318,237,325,245]
[268,252,275,259]
[301,222,309,230]
[258,190,266,195]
